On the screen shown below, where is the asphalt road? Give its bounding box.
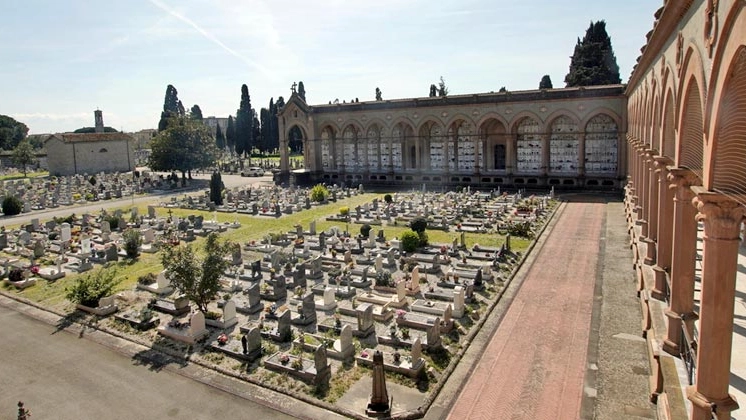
[0,304,298,420]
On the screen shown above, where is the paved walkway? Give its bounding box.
[447,201,607,419]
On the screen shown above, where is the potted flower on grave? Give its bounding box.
[217,333,229,346]
[393,351,401,364]
[360,350,369,359]
[279,354,290,365]
[396,309,406,319]
[401,327,410,340]
[292,354,304,370]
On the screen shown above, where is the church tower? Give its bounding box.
[94,109,104,133]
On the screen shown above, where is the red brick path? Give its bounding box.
[447,202,604,420]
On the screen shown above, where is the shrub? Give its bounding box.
[137,272,157,285]
[507,221,535,239]
[410,216,428,233]
[123,229,142,259]
[8,268,23,282]
[310,184,329,203]
[360,224,372,238]
[418,231,429,247]
[383,194,393,204]
[66,267,122,307]
[339,206,349,216]
[1,195,22,216]
[400,230,420,252]
[375,269,394,287]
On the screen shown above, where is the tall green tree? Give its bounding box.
[268,97,284,153]
[226,116,236,154]
[235,84,253,158]
[190,104,203,121]
[251,109,260,156]
[215,122,225,151]
[429,84,437,97]
[375,88,382,101]
[565,20,621,87]
[298,81,306,101]
[158,84,184,131]
[438,76,449,97]
[148,116,218,182]
[539,75,553,89]
[12,139,36,176]
[160,233,234,314]
[0,115,29,151]
[259,107,270,154]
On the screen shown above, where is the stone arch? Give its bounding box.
[710,47,746,203]
[341,123,364,171]
[548,113,580,174]
[661,88,677,159]
[677,76,705,179]
[508,111,543,134]
[446,117,477,172]
[584,113,619,175]
[319,124,338,171]
[364,121,385,171]
[390,120,415,171]
[514,116,542,173]
[443,113,476,131]
[580,107,623,129]
[286,123,308,160]
[418,119,445,171]
[479,118,509,171]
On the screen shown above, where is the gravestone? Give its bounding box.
[366,350,391,416]
[189,311,207,338]
[32,240,45,259]
[293,264,306,288]
[60,223,71,242]
[244,327,262,359]
[299,292,316,323]
[314,346,331,385]
[427,316,442,349]
[316,287,337,310]
[356,303,374,333]
[244,282,263,314]
[411,337,422,361]
[453,286,465,318]
[222,300,237,326]
[276,310,291,341]
[105,245,119,262]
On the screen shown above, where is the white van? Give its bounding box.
[242,167,264,177]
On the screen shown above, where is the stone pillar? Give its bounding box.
[638,150,651,239]
[540,133,549,177]
[686,189,743,420]
[578,133,586,177]
[662,168,699,355]
[506,134,516,176]
[366,350,391,416]
[651,157,674,300]
[644,149,659,264]
[635,145,646,221]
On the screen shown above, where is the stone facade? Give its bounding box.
[277,86,626,189]
[625,1,746,419]
[45,132,134,176]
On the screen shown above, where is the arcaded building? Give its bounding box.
[277,86,626,189]
[626,1,746,419]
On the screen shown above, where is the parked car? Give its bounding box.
[241,167,264,177]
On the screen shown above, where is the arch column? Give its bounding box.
[662,168,699,355]
[644,149,659,265]
[578,133,586,177]
[506,133,517,176]
[688,187,743,420]
[540,133,549,177]
[651,156,674,300]
[637,147,650,237]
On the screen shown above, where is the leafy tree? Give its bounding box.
[1,195,22,216]
[190,104,203,121]
[565,20,621,87]
[65,267,122,307]
[12,139,37,176]
[226,116,236,154]
[298,81,306,101]
[0,115,29,151]
[539,75,553,89]
[161,233,234,314]
[499,86,507,93]
[383,194,393,203]
[215,122,225,151]
[148,116,219,183]
[409,216,428,234]
[360,224,372,238]
[310,184,329,202]
[123,229,142,259]
[210,171,223,205]
[73,127,118,133]
[400,230,420,252]
[375,88,382,101]
[259,107,270,153]
[158,84,183,131]
[429,84,437,97]
[438,76,449,97]
[235,84,253,158]
[252,109,261,155]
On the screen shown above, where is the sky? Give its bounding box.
[0,0,660,134]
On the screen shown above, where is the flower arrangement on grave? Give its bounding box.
[389,324,397,338]
[279,354,290,365]
[393,351,401,364]
[292,354,304,370]
[217,333,229,346]
[294,286,304,298]
[401,327,410,339]
[360,350,369,358]
[396,309,406,319]
[334,313,342,329]
[138,307,154,322]
[205,311,221,321]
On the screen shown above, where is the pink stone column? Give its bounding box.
[638,151,650,238]
[651,157,673,300]
[644,149,659,264]
[688,188,743,420]
[662,168,699,355]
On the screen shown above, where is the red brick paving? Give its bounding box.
[447,202,604,420]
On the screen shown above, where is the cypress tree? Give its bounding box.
[539,75,553,89]
[190,104,203,120]
[210,171,223,205]
[226,116,235,154]
[564,21,621,87]
[259,107,270,154]
[158,84,180,131]
[215,122,225,151]
[251,109,260,156]
[235,84,253,158]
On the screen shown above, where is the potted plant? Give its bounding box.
[279,354,290,365]
[217,333,229,345]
